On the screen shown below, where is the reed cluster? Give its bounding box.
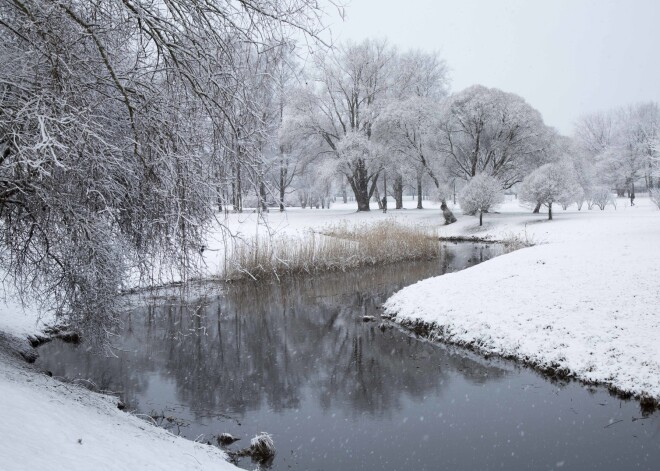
[224,221,439,281]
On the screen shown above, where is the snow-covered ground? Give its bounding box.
[1,195,658,470]
[385,196,660,404]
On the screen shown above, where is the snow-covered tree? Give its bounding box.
[290,39,395,211]
[519,162,582,220]
[459,174,504,226]
[374,50,450,209]
[589,187,615,210]
[650,189,660,209]
[437,85,554,189]
[576,103,660,198]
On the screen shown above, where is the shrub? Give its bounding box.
[458,174,504,226]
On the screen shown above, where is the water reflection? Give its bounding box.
[37,243,660,471]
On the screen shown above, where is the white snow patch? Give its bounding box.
[385,196,660,402]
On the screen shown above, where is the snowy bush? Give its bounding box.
[558,185,584,210]
[590,187,615,210]
[519,162,581,220]
[459,174,504,226]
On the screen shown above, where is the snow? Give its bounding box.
[0,295,54,340]
[384,196,660,402]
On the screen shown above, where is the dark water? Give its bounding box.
[37,243,660,471]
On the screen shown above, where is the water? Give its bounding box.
[37,243,660,470]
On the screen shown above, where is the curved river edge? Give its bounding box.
[384,235,660,413]
[388,315,658,413]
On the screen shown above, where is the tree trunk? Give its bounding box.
[416,174,423,209]
[630,181,635,206]
[479,210,483,226]
[259,180,268,213]
[382,171,387,213]
[279,159,286,212]
[347,158,378,211]
[548,202,553,220]
[394,175,403,209]
[234,162,242,212]
[373,184,382,210]
[532,202,541,213]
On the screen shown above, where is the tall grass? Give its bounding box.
[224,221,439,281]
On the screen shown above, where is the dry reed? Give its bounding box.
[223,221,439,281]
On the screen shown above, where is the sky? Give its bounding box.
[327,0,660,135]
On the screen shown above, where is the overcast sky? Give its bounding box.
[328,0,660,135]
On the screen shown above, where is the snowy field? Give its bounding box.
[385,196,660,404]
[1,195,658,470]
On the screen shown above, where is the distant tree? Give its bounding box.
[291,39,395,211]
[576,103,660,198]
[519,162,581,220]
[459,174,504,226]
[437,85,553,189]
[574,111,615,156]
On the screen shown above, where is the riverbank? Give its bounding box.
[0,326,237,470]
[384,196,660,407]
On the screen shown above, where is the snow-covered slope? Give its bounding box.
[0,334,237,471]
[385,197,660,403]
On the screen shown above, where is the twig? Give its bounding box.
[604,419,623,428]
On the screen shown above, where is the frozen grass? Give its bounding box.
[500,230,537,253]
[223,221,439,281]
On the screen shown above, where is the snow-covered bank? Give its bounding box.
[384,196,660,406]
[0,332,238,471]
